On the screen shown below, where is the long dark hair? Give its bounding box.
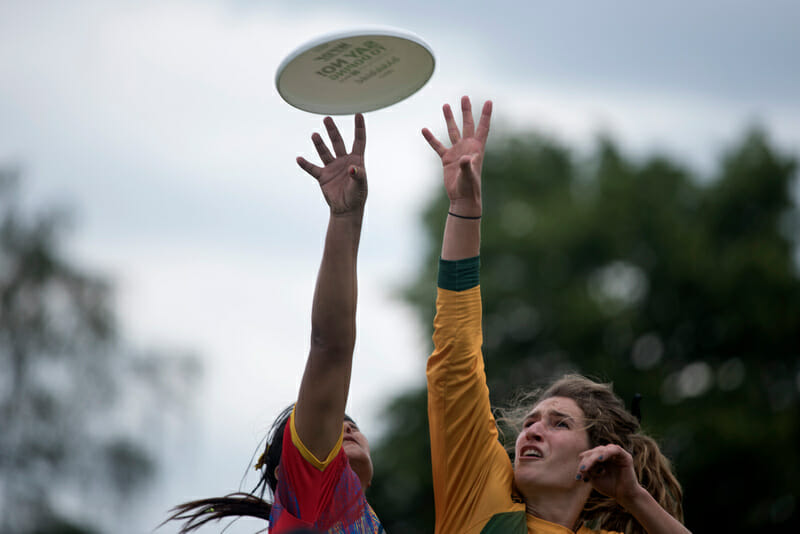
[161,405,294,533]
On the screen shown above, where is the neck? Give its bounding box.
[524,488,587,531]
[348,456,371,494]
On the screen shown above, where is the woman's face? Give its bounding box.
[513,396,591,497]
[342,419,373,488]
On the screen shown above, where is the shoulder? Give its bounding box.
[286,407,344,471]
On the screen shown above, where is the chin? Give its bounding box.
[514,467,544,494]
[342,440,363,454]
[343,444,369,465]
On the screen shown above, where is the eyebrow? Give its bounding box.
[525,409,575,420]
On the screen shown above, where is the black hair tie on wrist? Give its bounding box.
[448,211,481,220]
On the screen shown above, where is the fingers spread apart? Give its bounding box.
[312,132,334,165]
[422,128,447,157]
[475,100,492,144]
[461,96,475,138]
[323,116,347,157]
[296,156,322,180]
[422,97,493,154]
[443,103,461,144]
[302,114,366,176]
[351,113,366,156]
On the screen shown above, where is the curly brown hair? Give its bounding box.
[499,374,684,534]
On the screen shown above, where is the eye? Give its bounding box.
[523,419,533,428]
[555,419,570,429]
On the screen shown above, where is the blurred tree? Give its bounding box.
[0,168,200,534]
[369,128,799,533]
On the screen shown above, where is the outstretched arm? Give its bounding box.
[294,114,367,462]
[578,445,691,534]
[424,97,500,534]
[422,96,492,259]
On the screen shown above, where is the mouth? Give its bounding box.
[343,436,359,444]
[518,446,543,460]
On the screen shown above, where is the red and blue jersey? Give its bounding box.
[269,408,384,534]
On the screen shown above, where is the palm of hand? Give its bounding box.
[422,97,492,206]
[441,138,483,201]
[296,114,367,215]
[318,154,367,215]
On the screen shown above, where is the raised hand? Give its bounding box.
[577,445,693,533]
[422,96,492,217]
[297,114,367,216]
[293,113,367,470]
[576,444,640,504]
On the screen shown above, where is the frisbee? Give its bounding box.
[275,27,435,115]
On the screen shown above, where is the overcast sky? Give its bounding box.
[1,1,798,532]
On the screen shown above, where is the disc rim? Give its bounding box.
[275,26,435,114]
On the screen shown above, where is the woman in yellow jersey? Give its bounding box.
[422,97,690,534]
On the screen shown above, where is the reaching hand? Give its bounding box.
[421,96,492,216]
[577,444,641,504]
[297,114,367,216]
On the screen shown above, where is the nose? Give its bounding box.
[525,421,544,440]
[344,422,354,434]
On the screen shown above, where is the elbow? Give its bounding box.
[309,327,356,360]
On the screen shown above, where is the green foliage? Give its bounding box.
[369,387,434,534]
[0,169,200,533]
[371,128,800,533]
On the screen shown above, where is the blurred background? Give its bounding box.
[1,1,798,533]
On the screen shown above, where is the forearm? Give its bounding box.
[310,209,364,355]
[620,486,691,534]
[295,209,363,458]
[441,199,481,260]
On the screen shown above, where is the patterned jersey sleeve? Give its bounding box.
[270,408,381,534]
[270,408,346,532]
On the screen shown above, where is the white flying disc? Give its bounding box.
[275,27,435,115]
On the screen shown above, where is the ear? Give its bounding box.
[274,465,280,482]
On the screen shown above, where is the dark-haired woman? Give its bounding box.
[166,113,383,533]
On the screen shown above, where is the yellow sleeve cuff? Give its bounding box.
[289,406,344,471]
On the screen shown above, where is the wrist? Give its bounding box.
[330,208,365,227]
[330,205,365,218]
[448,199,481,218]
[617,483,651,513]
[448,211,481,220]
